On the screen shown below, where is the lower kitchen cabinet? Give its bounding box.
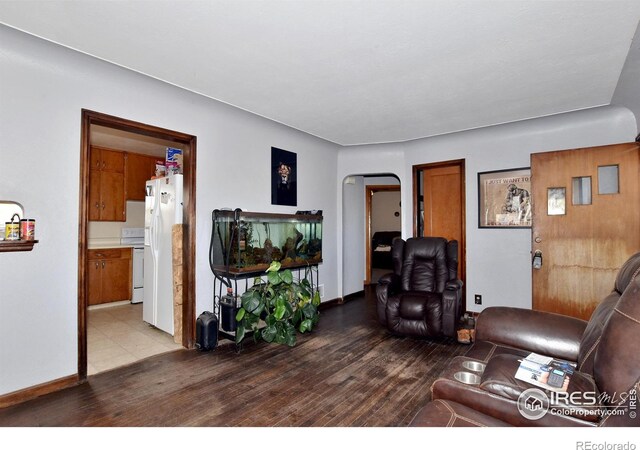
[87,248,132,306]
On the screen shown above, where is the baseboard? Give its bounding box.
[343,290,364,302]
[0,374,79,409]
[319,297,343,310]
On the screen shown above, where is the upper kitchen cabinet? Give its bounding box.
[125,152,157,201]
[89,146,126,221]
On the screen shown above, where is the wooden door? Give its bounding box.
[420,161,465,284]
[126,153,157,200]
[531,143,640,320]
[87,259,102,306]
[100,171,125,221]
[423,164,462,240]
[100,148,125,173]
[101,258,132,302]
[88,169,101,221]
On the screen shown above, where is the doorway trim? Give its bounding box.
[365,184,401,284]
[78,109,197,382]
[412,159,466,307]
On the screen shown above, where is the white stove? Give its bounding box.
[121,228,145,304]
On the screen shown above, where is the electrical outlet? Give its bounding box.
[318,284,325,298]
[474,294,482,305]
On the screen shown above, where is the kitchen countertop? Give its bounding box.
[88,244,139,250]
[88,239,142,249]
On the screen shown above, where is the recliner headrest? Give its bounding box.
[614,251,640,295]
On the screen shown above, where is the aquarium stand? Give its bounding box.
[211,264,319,352]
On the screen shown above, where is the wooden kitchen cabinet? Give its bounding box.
[87,248,132,306]
[89,146,126,221]
[125,152,158,201]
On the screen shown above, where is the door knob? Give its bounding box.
[532,250,543,269]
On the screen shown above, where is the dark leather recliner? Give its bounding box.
[410,251,640,427]
[376,237,463,338]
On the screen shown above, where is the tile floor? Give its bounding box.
[87,303,183,375]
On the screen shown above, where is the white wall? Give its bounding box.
[0,26,339,395]
[337,106,637,311]
[341,176,365,295]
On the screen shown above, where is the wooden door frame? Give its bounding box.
[365,184,401,284]
[412,159,466,305]
[78,109,197,382]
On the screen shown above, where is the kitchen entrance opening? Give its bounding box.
[78,110,196,381]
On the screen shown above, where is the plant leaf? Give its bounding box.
[293,308,302,325]
[312,291,321,306]
[235,307,246,321]
[302,302,317,319]
[281,270,293,284]
[267,270,281,285]
[242,293,261,314]
[235,324,246,344]
[285,329,297,347]
[299,319,313,333]
[262,325,277,342]
[265,314,276,326]
[266,261,281,273]
[274,303,286,320]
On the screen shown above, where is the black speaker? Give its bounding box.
[195,311,218,351]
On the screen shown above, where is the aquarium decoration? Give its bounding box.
[211,209,323,274]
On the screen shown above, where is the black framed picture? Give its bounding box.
[478,167,532,228]
[271,147,297,206]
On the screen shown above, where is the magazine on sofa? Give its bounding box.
[514,352,576,392]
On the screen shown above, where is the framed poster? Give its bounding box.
[271,147,297,206]
[478,167,532,228]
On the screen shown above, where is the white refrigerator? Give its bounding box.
[144,174,183,335]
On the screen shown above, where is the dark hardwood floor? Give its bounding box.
[0,287,469,426]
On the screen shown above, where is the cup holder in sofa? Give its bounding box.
[462,360,486,373]
[453,371,481,385]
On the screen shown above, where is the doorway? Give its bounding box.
[413,160,466,308]
[341,174,400,298]
[78,110,196,381]
[366,184,401,284]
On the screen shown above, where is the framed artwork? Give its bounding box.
[547,187,566,215]
[478,167,532,228]
[271,147,297,206]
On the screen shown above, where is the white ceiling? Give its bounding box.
[1,1,639,146]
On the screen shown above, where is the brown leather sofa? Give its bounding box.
[410,251,640,427]
[376,237,463,338]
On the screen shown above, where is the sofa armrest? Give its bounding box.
[475,307,588,362]
[442,279,463,338]
[376,273,400,325]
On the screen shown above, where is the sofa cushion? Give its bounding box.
[479,354,600,422]
[410,399,512,427]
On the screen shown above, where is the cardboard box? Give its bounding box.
[166,147,183,174]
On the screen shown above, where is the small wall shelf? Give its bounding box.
[0,240,39,252]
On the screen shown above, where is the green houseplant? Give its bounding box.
[235,261,321,347]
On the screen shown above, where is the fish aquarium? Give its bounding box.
[210,209,323,275]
